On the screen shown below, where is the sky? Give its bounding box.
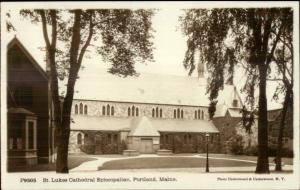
[4,6,285,109]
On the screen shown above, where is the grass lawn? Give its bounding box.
[99,157,257,170]
[8,156,96,172]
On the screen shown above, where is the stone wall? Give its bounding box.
[72,99,209,120]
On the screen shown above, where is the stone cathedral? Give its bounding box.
[68,61,243,155]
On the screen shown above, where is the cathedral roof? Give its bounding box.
[73,71,242,108]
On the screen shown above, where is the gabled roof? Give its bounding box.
[8,107,36,116]
[7,36,48,80]
[128,116,160,137]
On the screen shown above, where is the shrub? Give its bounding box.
[229,135,244,155]
[80,144,95,154]
[244,146,258,156]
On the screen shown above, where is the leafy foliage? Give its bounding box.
[19,8,155,173]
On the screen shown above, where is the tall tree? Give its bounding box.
[271,16,293,171]
[20,9,154,173]
[180,8,292,173]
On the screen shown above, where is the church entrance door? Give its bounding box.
[140,138,153,153]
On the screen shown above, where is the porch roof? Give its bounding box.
[70,115,219,134]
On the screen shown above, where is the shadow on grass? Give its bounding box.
[8,156,96,172]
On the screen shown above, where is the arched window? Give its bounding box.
[128,107,131,116]
[113,134,118,143]
[202,110,204,120]
[111,106,114,116]
[75,104,78,114]
[107,104,110,116]
[84,134,88,144]
[174,109,176,118]
[181,110,184,119]
[84,105,88,115]
[136,107,139,116]
[194,110,197,119]
[132,106,135,116]
[79,103,83,114]
[177,108,180,118]
[188,134,192,144]
[160,109,162,118]
[152,108,155,117]
[77,133,82,145]
[108,134,112,144]
[198,110,200,120]
[102,106,106,116]
[155,107,158,118]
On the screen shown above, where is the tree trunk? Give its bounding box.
[275,88,291,171]
[55,126,70,173]
[255,66,270,173]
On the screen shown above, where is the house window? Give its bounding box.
[77,133,82,145]
[152,108,155,117]
[181,110,184,119]
[177,108,180,118]
[28,121,34,149]
[84,105,88,115]
[136,107,139,116]
[102,106,106,116]
[128,107,131,116]
[111,106,114,116]
[75,104,78,114]
[79,103,83,114]
[160,109,162,118]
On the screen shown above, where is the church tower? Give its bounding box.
[197,60,204,79]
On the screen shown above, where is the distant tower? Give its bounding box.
[197,61,204,79]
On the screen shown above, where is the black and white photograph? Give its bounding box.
[1,1,299,190]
